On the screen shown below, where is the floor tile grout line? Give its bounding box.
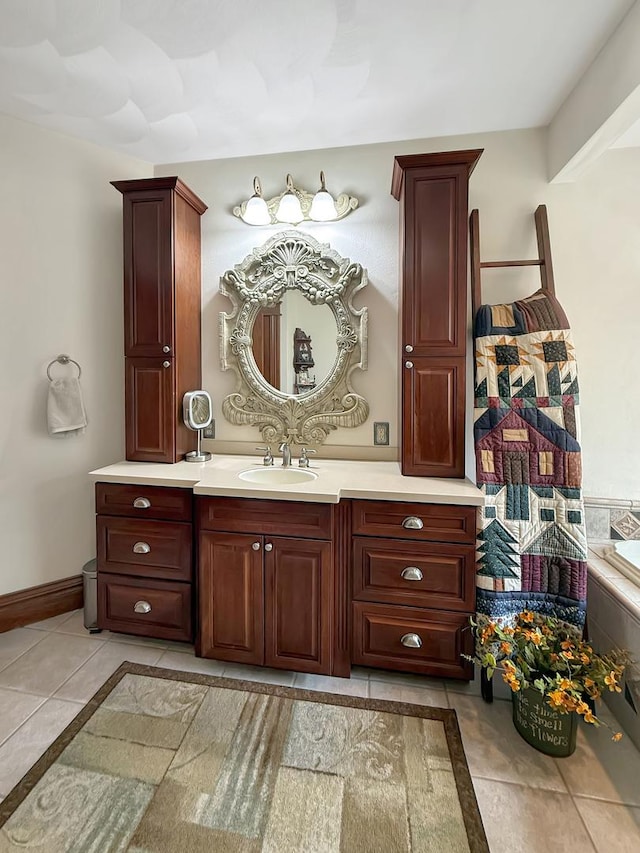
[568,789,601,853]
[469,772,569,795]
[32,630,109,700]
[0,693,48,749]
[0,629,54,677]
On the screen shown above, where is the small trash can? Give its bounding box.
[82,559,101,633]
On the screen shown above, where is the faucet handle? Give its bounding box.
[298,447,317,468]
[255,446,274,466]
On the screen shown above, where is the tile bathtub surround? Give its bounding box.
[583,496,640,542]
[0,610,639,851]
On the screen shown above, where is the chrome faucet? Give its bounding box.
[279,442,292,467]
[255,446,273,466]
[298,447,317,468]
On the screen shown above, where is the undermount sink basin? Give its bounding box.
[238,467,318,485]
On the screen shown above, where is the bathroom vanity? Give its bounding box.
[92,457,482,680]
[102,152,483,680]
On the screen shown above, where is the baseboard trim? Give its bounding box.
[0,575,83,633]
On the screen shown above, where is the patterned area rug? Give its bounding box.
[0,663,487,853]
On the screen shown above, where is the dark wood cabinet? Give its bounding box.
[351,498,476,678]
[95,482,194,641]
[197,498,336,674]
[198,532,264,665]
[112,177,207,463]
[265,537,332,673]
[392,150,482,478]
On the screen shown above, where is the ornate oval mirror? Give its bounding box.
[219,231,369,445]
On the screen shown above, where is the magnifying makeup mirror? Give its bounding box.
[182,390,213,462]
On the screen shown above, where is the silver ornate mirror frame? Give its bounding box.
[219,230,369,445]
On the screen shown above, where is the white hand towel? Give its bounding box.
[47,377,88,436]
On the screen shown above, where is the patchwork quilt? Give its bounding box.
[474,289,587,632]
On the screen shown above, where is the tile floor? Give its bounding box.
[1,610,639,852]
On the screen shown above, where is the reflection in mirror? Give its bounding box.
[252,291,338,395]
[219,230,369,445]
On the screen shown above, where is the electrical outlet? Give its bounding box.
[373,421,389,446]
[203,420,215,439]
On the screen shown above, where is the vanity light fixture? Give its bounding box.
[276,174,304,224]
[309,171,338,222]
[241,177,271,226]
[233,173,359,226]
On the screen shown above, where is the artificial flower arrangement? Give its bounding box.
[468,610,629,741]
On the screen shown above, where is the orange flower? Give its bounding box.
[561,639,574,651]
[584,677,595,689]
[500,641,512,655]
[548,690,565,708]
[503,659,516,672]
[580,653,591,664]
[612,732,623,742]
[605,672,622,693]
[521,611,534,623]
[550,653,559,662]
[583,709,596,724]
[576,701,590,715]
[561,650,574,660]
[558,678,573,691]
[502,626,515,636]
[530,632,542,646]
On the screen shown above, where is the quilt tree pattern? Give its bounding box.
[473,290,587,631]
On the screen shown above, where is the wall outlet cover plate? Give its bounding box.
[373,421,389,446]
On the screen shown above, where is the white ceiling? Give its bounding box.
[0,0,635,165]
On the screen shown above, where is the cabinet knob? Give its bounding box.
[400,632,422,649]
[402,516,424,530]
[404,344,414,353]
[134,600,152,614]
[265,543,273,552]
[401,566,423,581]
[252,541,261,551]
[133,542,151,554]
[162,361,171,369]
[162,345,171,354]
[133,497,151,509]
[405,361,414,369]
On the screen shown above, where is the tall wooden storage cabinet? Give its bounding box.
[112,177,207,463]
[391,150,482,479]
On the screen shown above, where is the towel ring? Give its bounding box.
[47,354,82,382]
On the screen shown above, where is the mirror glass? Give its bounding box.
[252,291,338,396]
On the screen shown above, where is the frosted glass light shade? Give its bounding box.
[242,194,271,225]
[310,189,337,221]
[276,191,303,224]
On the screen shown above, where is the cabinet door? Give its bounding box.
[125,357,176,463]
[264,537,332,674]
[198,532,264,664]
[122,189,174,358]
[402,356,465,477]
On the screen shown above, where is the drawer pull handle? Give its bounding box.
[401,566,423,581]
[133,542,151,554]
[134,600,152,614]
[400,632,422,649]
[133,497,151,509]
[402,516,424,530]
[265,543,273,552]
[252,541,261,551]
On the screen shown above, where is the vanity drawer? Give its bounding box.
[351,500,476,544]
[96,482,192,522]
[198,497,333,540]
[97,517,192,581]
[97,573,192,642]
[351,602,472,679]
[352,538,475,611]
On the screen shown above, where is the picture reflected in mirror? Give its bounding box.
[252,290,338,396]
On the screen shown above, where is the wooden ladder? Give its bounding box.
[469,204,556,319]
[470,204,556,704]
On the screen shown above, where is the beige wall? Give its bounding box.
[158,127,640,501]
[0,114,151,596]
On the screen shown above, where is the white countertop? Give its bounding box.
[90,455,484,506]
